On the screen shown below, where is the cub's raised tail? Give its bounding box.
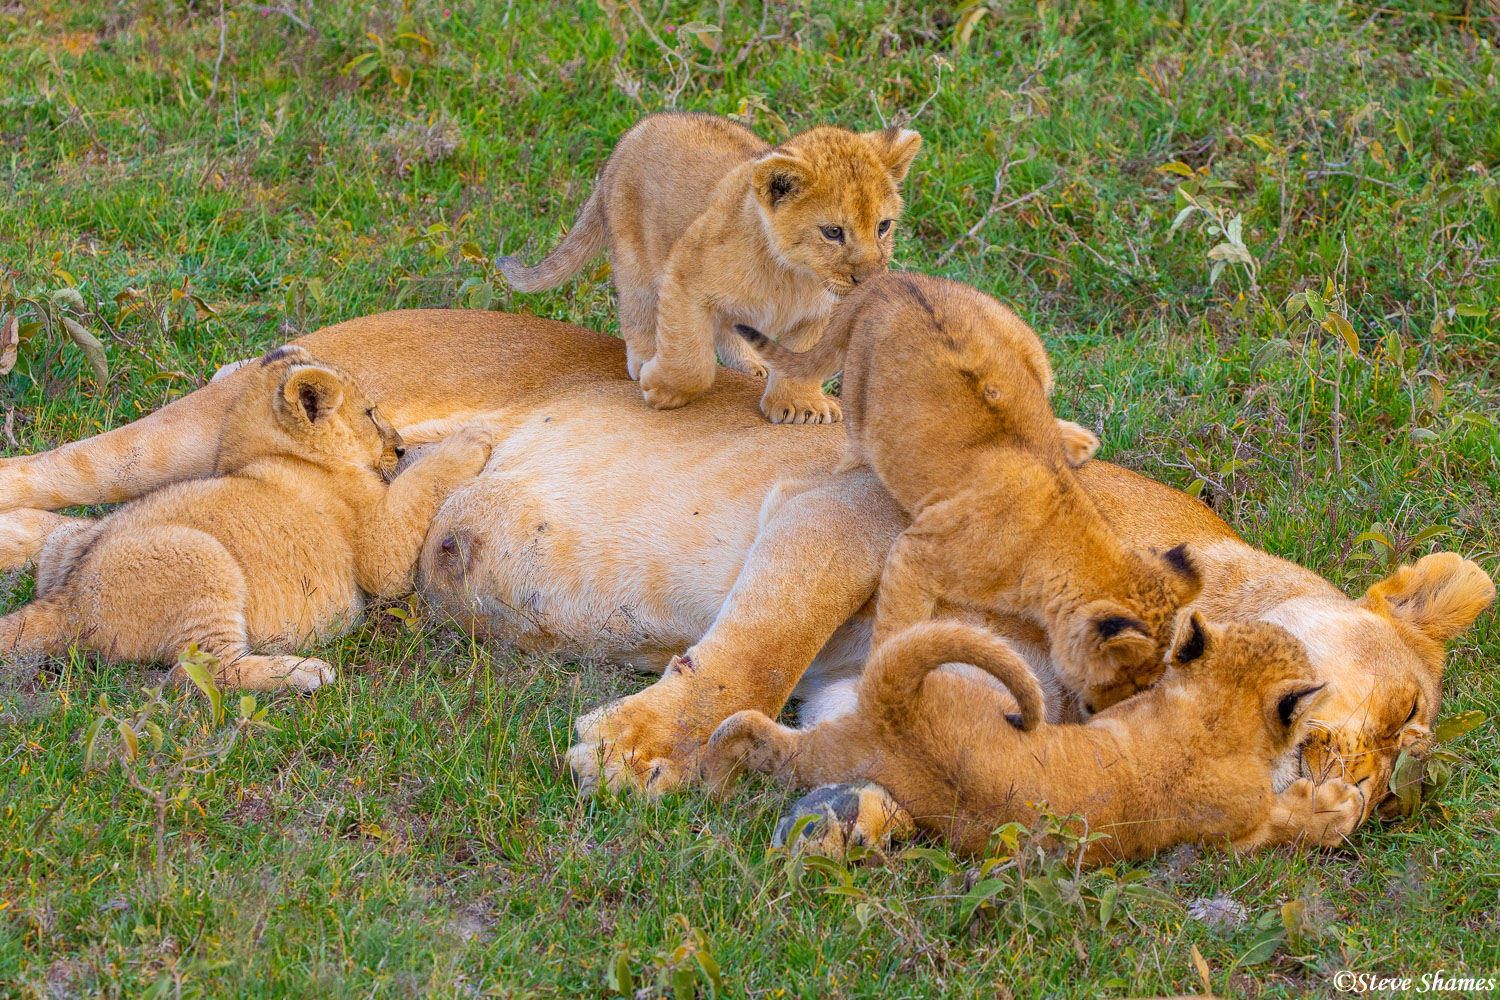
[863,620,1047,736]
[496,187,608,293]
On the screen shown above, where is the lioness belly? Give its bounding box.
[417,379,843,669]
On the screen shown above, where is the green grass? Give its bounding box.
[2,1,1499,996]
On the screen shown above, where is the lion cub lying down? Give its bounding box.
[741,274,1199,710]
[0,346,492,691]
[705,616,1364,861]
[499,112,921,423]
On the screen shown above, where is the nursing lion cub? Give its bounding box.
[0,346,492,691]
[497,112,921,423]
[704,615,1365,861]
[740,274,1199,711]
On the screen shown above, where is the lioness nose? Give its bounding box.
[394,446,406,459]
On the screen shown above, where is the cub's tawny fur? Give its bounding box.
[0,346,492,691]
[704,616,1365,861]
[497,112,921,423]
[741,274,1199,710]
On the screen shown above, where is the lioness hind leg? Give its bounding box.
[0,509,92,574]
[774,781,916,858]
[0,371,243,513]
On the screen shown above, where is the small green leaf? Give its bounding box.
[1433,710,1486,744]
[83,716,106,769]
[60,317,108,383]
[117,721,138,762]
[958,877,1009,925]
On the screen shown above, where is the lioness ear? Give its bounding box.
[281,367,344,427]
[1359,553,1495,660]
[1168,611,1210,667]
[753,153,812,209]
[1262,679,1328,739]
[864,127,923,183]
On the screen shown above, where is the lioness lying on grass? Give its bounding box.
[703,615,1364,862]
[0,311,1490,841]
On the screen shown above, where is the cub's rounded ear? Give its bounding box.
[1359,552,1496,663]
[1092,611,1154,665]
[753,153,812,209]
[863,127,923,183]
[1262,679,1328,738]
[280,367,344,427]
[1168,610,1211,667]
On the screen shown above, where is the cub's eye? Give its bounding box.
[819,225,844,243]
[878,219,893,236]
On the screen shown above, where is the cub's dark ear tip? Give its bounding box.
[1163,542,1198,580]
[1094,615,1144,640]
[1174,614,1207,664]
[735,323,765,342]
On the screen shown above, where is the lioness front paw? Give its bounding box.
[564,670,709,796]
[774,782,915,857]
[760,384,842,425]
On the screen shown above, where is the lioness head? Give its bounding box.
[1268,553,1495,819]
[751,125,922,296]
[215,345,405,479]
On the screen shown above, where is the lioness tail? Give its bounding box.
[496,187,607,293]
[863,620,1046,735]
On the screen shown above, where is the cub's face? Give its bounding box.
[218,345,405,479]
[752,126,922,297]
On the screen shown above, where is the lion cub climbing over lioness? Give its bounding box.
[498,112,921,423]
[740,274,1199,710]
[0,346,493,691]
[705,616,1365,861]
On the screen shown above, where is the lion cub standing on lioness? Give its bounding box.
[740,274,1199,710]
[498,112,921,423]
[0,346,493,691]
[704,616,1365,861]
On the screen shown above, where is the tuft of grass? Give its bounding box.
[1,2,1497,997]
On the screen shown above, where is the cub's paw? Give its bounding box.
[1304,777,1366,845]
[1056,419,1100,467]
[447,423,495,464]
[760,385,843,425]
[213,654,336,693]
[639,360,709,411]
[774,782,915,858]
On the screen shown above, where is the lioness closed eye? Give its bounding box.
[741,273,1199,710]
[0,346,493,692]
[497,112,921,424]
